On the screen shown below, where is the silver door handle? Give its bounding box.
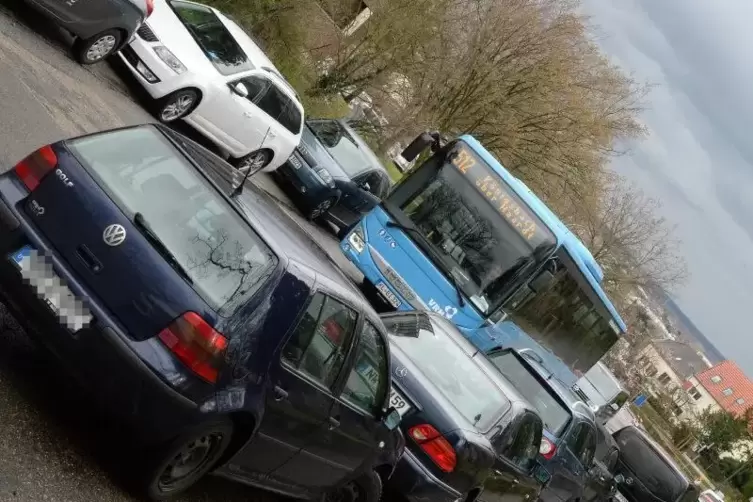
[267,130,277,139]
[243,111,254,118]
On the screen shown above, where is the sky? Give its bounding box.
[580,0,753,376]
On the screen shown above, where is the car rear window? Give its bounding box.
[487,352,572,436]
[614,428,687,502]
[384,314,510,431]
[67,126,278,315]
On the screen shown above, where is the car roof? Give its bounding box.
[307,119,389,178]
[159,125,371,315]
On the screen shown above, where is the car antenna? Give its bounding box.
[231,128,271,198]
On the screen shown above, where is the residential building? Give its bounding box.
[694,360,753,419]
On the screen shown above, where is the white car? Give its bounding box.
[119,0,303,174]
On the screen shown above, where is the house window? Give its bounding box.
[657,372,671,385]
[711,375,722,384]
[688,387,702,401]
[722,387,733,396]
[736,398,746,405]
[645,366,659,377]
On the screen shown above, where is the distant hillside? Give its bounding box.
[661,294,725,364]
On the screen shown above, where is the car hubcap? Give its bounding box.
[324,481,360,502]
[161,94,195,122]
[238,152,267,175]
[86,35,117,62]
[157,433,222,492]
[310,199,333,219]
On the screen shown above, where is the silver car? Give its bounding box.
[26,0,151,64]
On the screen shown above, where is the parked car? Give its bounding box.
[276,119,392,226]
[582,423,621,502]
[25,0,152,63]
[612,426,699,502]
[119,0,303,174]
[0,124,403,501]
[486,348,598,502]
[381,312,550,502]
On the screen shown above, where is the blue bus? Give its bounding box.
[340,134,626,383]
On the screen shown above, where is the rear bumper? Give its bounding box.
[0,175,206,444]
[388,449,463,502]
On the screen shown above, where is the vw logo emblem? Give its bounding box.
[102,224,126,247]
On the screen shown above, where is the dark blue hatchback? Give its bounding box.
[0,124,403,501]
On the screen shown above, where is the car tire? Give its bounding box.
[307,196,337,221]
[232,149,273,177]
[322,470,382,502]
[74,29,123,64]
[156,89,201,123]
[138,418,234,501]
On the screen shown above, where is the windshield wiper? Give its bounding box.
[133,212,193,285]
[385,221,465,307]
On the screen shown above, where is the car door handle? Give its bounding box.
[243,111,254,118]
[328,416,340,430]
[273,385,288,401]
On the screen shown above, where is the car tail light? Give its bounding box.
[157,312,228,383]
[408,424,457,473]
[539,437,557,460]
[145,0,155,16]
[14,145,57,192]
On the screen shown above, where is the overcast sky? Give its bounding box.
[580,0,753,375]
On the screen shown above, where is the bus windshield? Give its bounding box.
[384,141,556,315]
[500,248,621,375]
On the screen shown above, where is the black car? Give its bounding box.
[382,312,550,502]
[276,119,392,228]
[26,0,151,63]
[612,426,699,502]
[0,124,403,501]
[486,348,598,502]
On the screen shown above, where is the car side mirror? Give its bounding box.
[382,407,401,431]
[230,82,249,98]
[533,461,551,485]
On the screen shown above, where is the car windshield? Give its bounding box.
[170,1,253,76]
[384,314,511,432]
[67,126,278,315]
[486,352,571,436]
[499,249,621,375]
[614,428,687,501]
[384,141,556,315]
[307,120,375,178]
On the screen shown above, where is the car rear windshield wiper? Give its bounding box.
[385,221,465,307]
[133,212,193,285]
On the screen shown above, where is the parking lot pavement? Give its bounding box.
[0,4,360,501]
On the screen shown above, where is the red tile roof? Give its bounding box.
[696,360,753,417]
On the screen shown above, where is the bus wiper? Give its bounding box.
[133,212,193,285]
[385,220,465,307]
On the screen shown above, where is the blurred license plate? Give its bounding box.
[389,387,412,416]
[288,156,302,169]
[376,282,401,308]
[613,492,628,502]
[9,245,92,331]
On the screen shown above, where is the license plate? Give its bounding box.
[389,387,412,416]
[10,245,92,331]
[375,282,401,309]
[613,491,628,502]
[288,155,302,169]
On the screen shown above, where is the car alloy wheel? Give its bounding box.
[309,198,334,220]
[85,35,117,62]
[237,150,269,176]
[159,90,198,122]
[156,432,225,493]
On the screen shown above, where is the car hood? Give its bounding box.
[145,0,222,76]
[298,126,353,180]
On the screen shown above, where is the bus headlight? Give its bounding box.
[348,227,365,253]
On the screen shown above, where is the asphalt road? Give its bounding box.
[0,3,357,501]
